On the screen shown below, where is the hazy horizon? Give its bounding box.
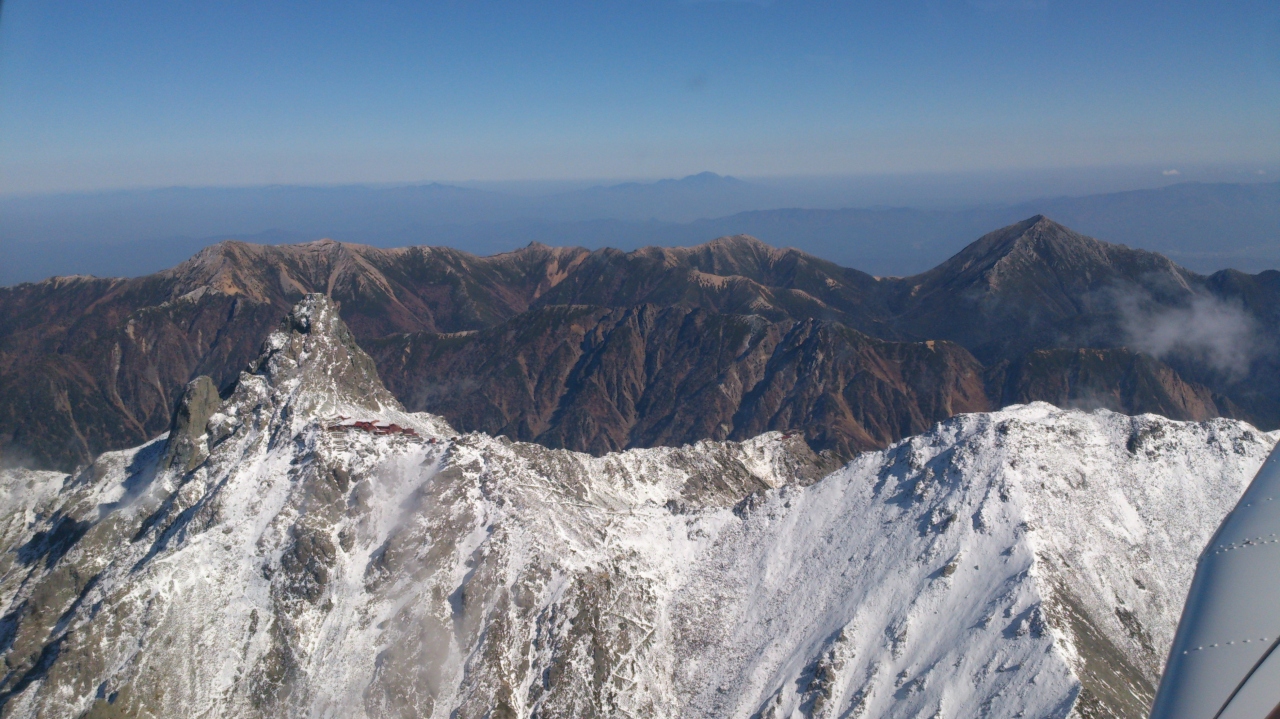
[2,170,1277,285]
[2,1,1276,194]
[2,2,1276,283]
[3,162,1274,206]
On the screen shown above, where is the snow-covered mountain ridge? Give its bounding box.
[0,295,1272,718]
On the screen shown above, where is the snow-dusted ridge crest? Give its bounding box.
[0,294,1272,718]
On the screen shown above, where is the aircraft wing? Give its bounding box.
[1149,445,1280,719]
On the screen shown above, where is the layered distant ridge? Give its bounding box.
[1,218,1275,470]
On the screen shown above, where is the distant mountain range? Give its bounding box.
[690,179,1280,275]
[1,177,1277,284]
[3,216,1278,473]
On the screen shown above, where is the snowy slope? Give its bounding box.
[670,404,1273,719]
[0,295,1272,719]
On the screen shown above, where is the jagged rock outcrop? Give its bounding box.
[162,375,223,473]
[0,296,1273,717]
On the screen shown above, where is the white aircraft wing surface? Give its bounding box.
[1150,446,1280,719]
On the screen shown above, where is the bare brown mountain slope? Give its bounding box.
[0,220,1271,470]
[528,235,891,332]
[367,304,990,459]
[0,234,899,469]
[877,216,1280,423]
[0,240,592,469]
[987,348,1240,422]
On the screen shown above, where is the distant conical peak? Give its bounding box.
[680,171,739,183]
[1024,215,1086,239]
[1005,215,1063,241]
[960,215,1099,260]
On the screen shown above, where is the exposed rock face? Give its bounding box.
[0,242,589,470]
[0,297,1272,717]
[2,219,1276,471]
[368,304,990,459]
[0,280,281,471]
[522,235,889,331]
[162,375,222,473]
[244,293,401,416]
[987,347,1239,422]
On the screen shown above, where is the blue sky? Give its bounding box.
[0,0,1276,193]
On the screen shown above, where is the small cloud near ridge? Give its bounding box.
[1120,292,1262,379]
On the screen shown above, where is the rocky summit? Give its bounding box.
[0,295,1272,718]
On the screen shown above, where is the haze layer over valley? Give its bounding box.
[2,174,1277,284]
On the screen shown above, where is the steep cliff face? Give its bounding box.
[0,296,1272,718]
[987,347,1240,422]
[368,303,989,459]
